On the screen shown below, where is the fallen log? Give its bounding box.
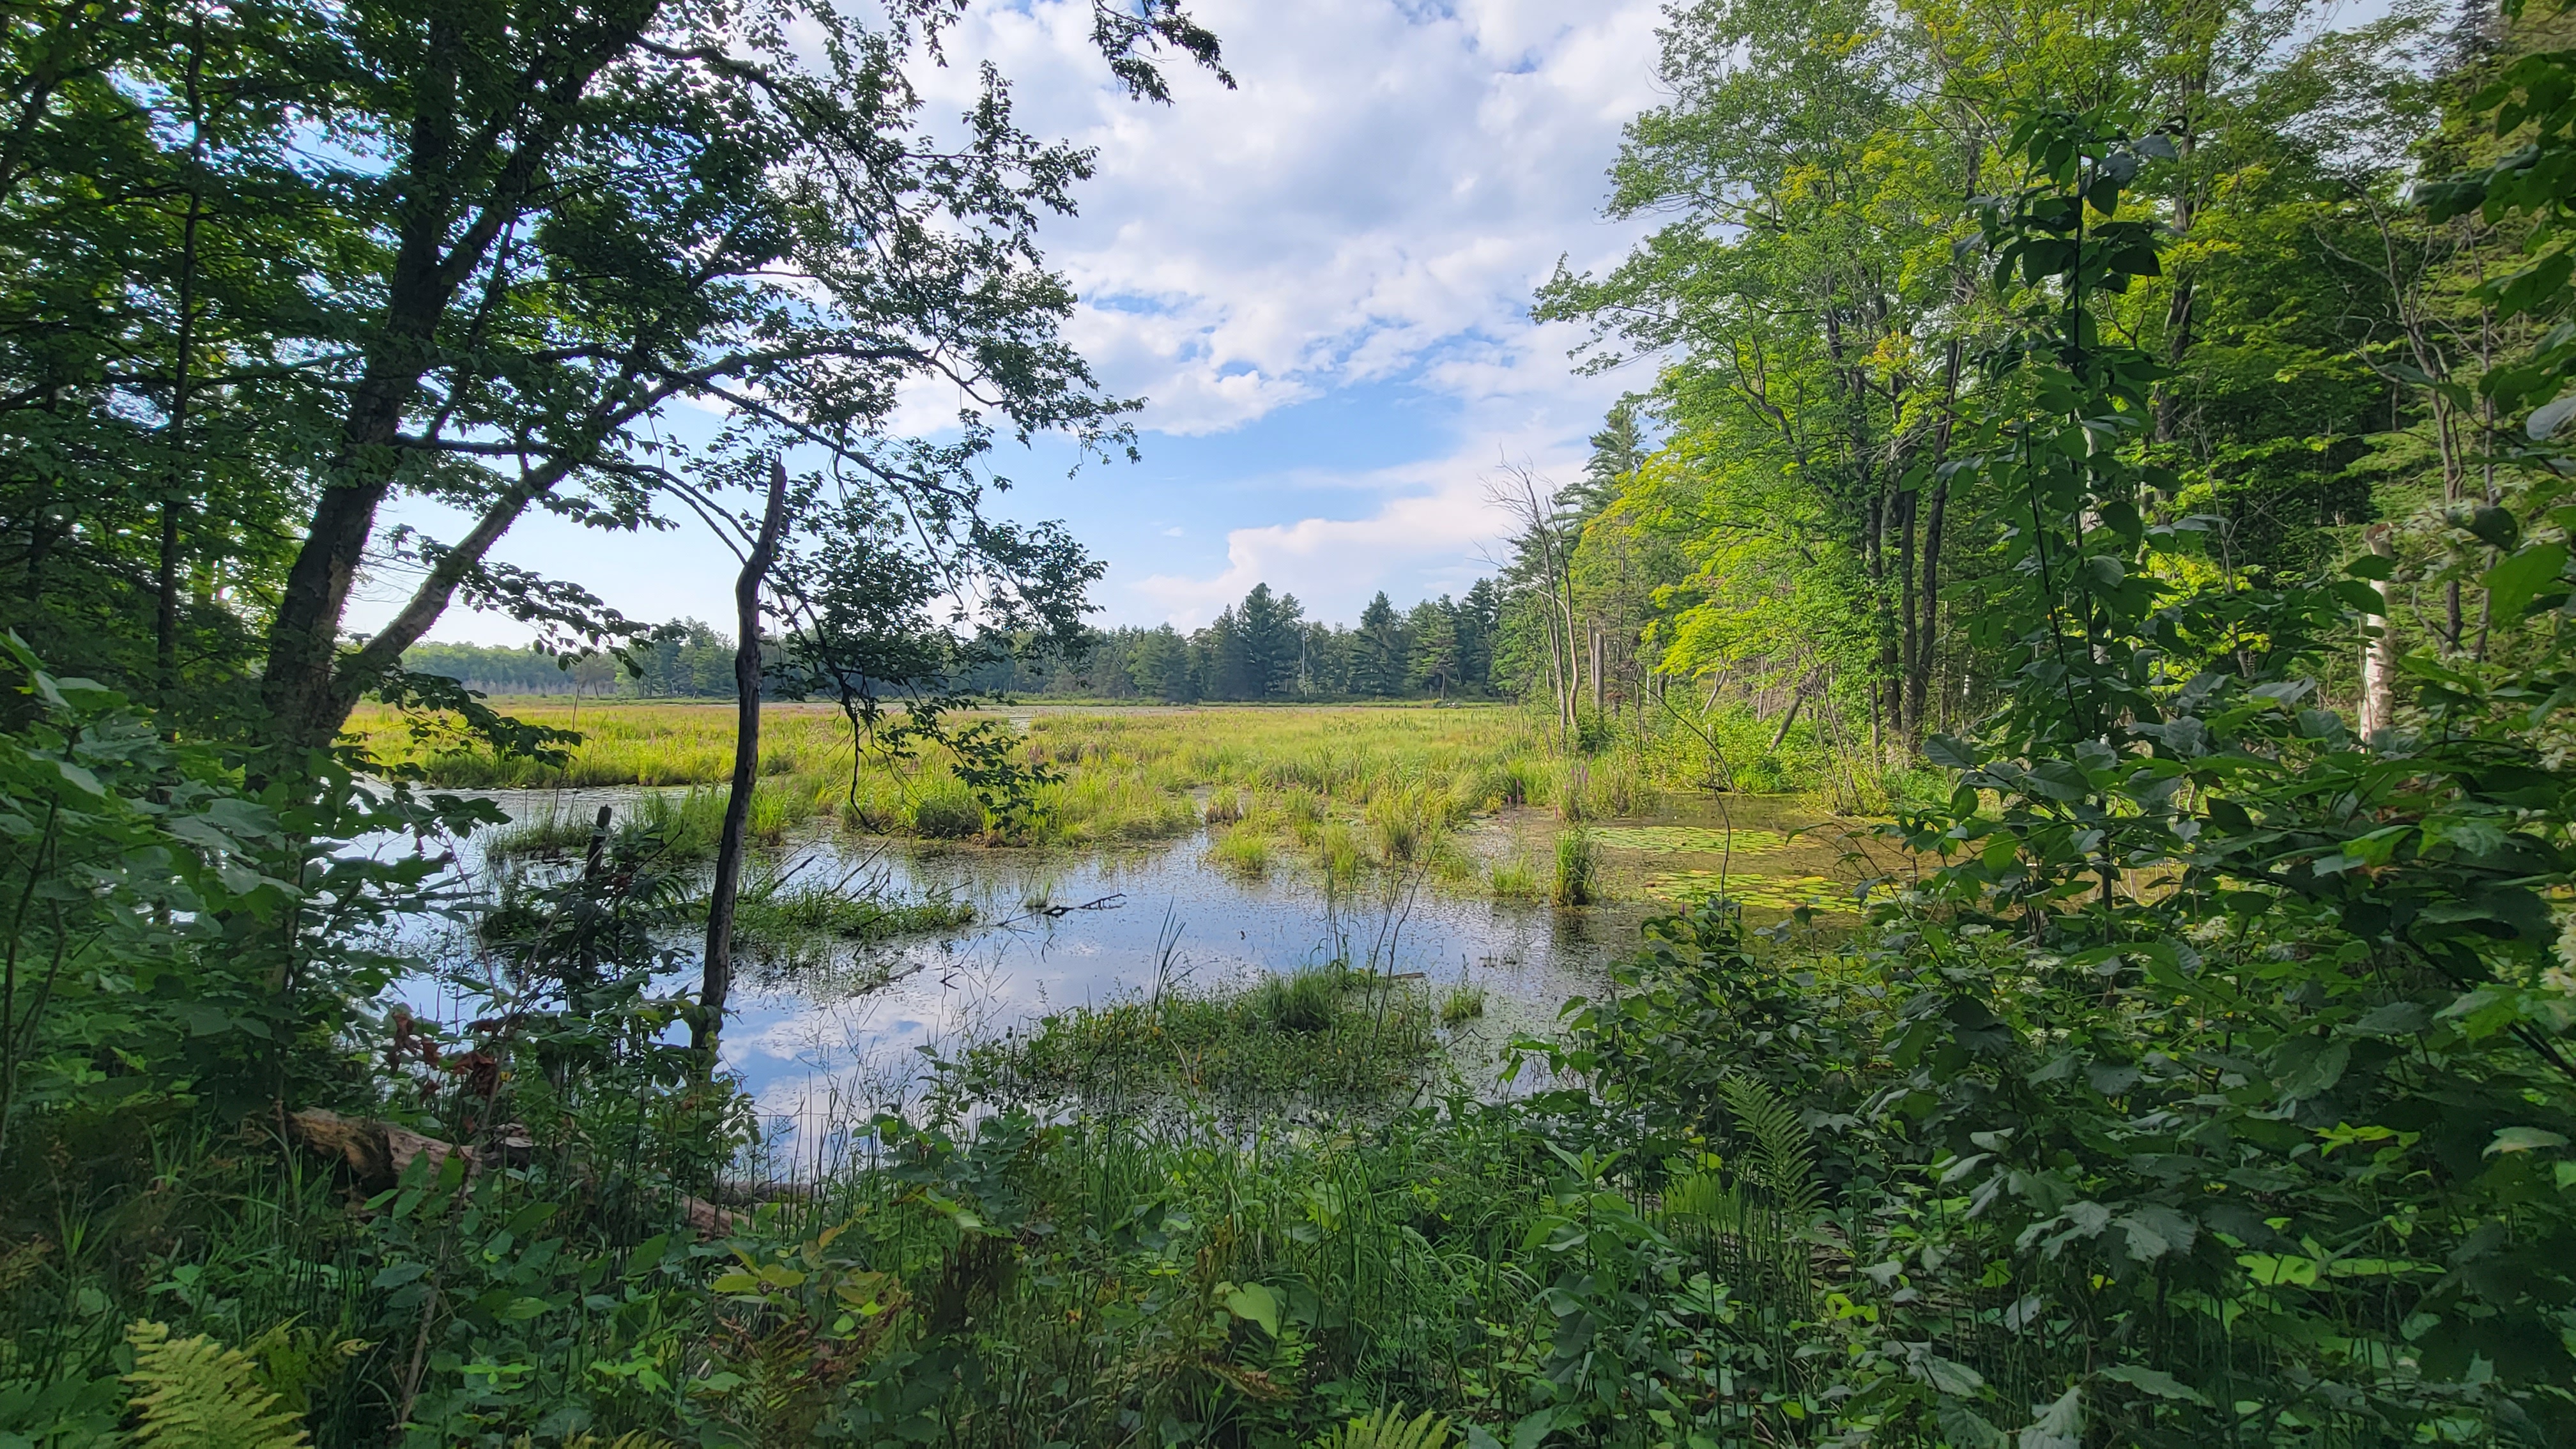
[285,1108,741,1238]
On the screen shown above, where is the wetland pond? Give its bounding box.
[385,786,1903,1147]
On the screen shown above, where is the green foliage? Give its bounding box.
[123,1321,309,1449]
[1551,831,1597,907]
[1313,1406,1452,1449]
[907,781,986,840]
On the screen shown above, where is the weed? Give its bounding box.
[1552,829,1598,907]
[1488,857,1541,901]
[1438,983,1485,1027]
[1207,828,1271,877]
[908,781,985,839]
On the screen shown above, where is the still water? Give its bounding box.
[382,788,1891,1144]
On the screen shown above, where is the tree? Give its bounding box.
[1236,583,1303,698]
[1406,598,1460,696]
[1458,578,1502,691]
[0,0,1231,758]
[1127,625,1195,703]
[1354,591,1409,696]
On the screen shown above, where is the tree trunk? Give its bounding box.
[2359,524,2398,744]
[693,460,791,1057]
[1590,624,1604,721]
[158,24,207,710]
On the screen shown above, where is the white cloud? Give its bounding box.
[363,1,1670,646]
[900,0,1665,624]
[918,0,1662,437]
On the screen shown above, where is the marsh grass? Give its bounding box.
[1207,827,1272,876]
[1487,856,1541,901]
[962,964,1441,1106]
[1438,983,1487,1026]
[728,883,974,946]
[1553,829,1600,907]
[349,702,1555,851]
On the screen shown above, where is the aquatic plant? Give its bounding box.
[908,781,985,839]
[1487,856,1541,901]
[1552,829,1597,907]
[1207,827,1272,877]
[1438,983,1486,1027]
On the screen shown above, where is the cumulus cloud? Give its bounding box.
[917,0,1659,434]
[373,1,1668,645]
[896,0,1666,620]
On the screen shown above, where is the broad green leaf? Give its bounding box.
[2097,1364,2209,1405]
[1220,1282,1280,1337]
[2483,540,2568,618]
[2484,1126,2568,1156]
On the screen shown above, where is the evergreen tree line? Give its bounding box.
[969,580,1508,702]
[408,581,1512,703]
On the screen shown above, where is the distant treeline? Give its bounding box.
[402,582,1512,702]
[961,581,1505,702]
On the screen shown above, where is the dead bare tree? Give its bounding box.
[1483,463,1584,746]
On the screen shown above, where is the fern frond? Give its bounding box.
[1719,1075,1825,1223]
[123,1321,310,1449]
[1662,1170,1746,1233]
[1314,1404,1453,1449]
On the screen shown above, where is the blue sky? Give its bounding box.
[349,0,1663,641]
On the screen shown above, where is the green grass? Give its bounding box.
[728,883,975,945]
[1207,827,1273,876]
[351,700,1562,852]
[1552,829,1599,907]
[960,965,1442,1107]
[1438,983,1486,1026]
[1487,856,1540,900]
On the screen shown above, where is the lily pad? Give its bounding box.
[1644,868,1860,914]
[1584,825,1791,856]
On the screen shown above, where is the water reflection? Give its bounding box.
[382,786,1887,1149]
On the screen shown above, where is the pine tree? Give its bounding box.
[1407,598,1460,696]
[1357,592,1409,696]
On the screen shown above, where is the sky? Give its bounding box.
[349,0,1666,644]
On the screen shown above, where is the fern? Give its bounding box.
[1662,1170,1746,1234]
[1718,1075,1825,1224]
[123,1321,309,1449]
[1312,1405,1453,1449]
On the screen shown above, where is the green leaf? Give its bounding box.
[2483,540,2567,619]
[1220,1282,1280,1337]
[1915,1352,1985,1395]
[2467,503,2522,550]
[1935,1402,2008,1449]
[2484,1126,2568,1156]
[2113,1206,2196,1262]
[2020,1385,2082,1449]
[2097,1364,2207,1404]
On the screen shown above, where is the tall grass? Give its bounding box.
[1553,829,1599,907]
[349,700,1561,848]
